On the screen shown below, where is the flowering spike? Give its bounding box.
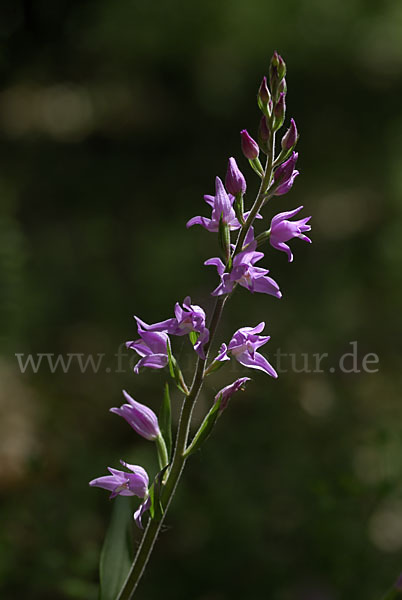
[225,157,246,196]
[240,129,259,160]
[110,390,161,441]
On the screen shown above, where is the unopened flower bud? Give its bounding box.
[111,390,161,440]
[215,377,251,413]
[257,76,271,115]
[270,51,286,80]
[274,151,298,182]
[269,51,287,100]
[281,118,298,152]
[273,92,286,131]
[278,77,287,95]
[272,151,299,196]
[225,157,246,196]
[240,129,259,160]
[257,115,271,153]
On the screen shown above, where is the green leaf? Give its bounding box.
[99,496,133,600]
[218,213,231,262]
[183,397,221,458]
[248,157,264,178]
[189,331,198,346]
[159,383,172,459]
[166,340,188,394]
[148,467,168,522]
[166,339,175,379]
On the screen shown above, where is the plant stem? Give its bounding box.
[116,133,277,599]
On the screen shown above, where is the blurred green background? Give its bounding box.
[1,1,402,598]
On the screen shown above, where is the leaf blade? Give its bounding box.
[99,496,133,600]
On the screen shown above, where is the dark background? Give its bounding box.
[1,1,402,599]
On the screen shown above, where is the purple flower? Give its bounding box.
[205,228,281,298]
[225,157,246,196]
[134,495,152,529]
[272,151,299,196]
[110,390,161,441]
[135,297,209,359]
[126,328,169,374]
[240,129,259,160]
[220,323,277,377]
[281,118,298,151]
[215,377,251,412]
[89,460,149,499]
[187,177,241,233]
[270,206,312,262]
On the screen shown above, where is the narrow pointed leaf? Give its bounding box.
[148,466,168,522]
[166,341,188,394]
[99,496,133,600]
[184,396,222,457]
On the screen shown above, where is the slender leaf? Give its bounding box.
[166,340,188,394]
[99,496,133,600]
[148,466,168,522]
[184,397,221,457]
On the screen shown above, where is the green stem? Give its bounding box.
[116,130,277,599]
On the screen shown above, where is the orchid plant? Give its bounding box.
[90,52,312,599]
